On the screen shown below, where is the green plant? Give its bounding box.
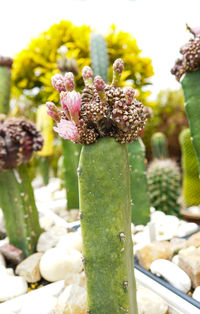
[128,138,150,225]
[147,159,181,215]
[171,26,200,172]
[179,128,200,206]
[0,56,13,114]
[0,117,43,256]
[46,59,147,312]
[90,33,109,82]
[151,132,168,159]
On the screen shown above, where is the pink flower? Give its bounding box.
[60,91,81,123]
[64,72,75,91]
[53,119,79,141]
[46,102,62,122]
[51,74,66,93]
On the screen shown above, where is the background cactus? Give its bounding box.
[36,104,54,185]
[147,159,181,215]
[128,138,150,225]
[151,132,168,159]
[90,33,109,82]
[0,56,13,114]
[179,128,200,206]
[0,117,42,256]
[79,138,137,313]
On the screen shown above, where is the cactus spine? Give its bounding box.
[151,132,168,159]
[36,104,54,185]
[147,159,181,215]
[0,57,13,114]
[128,138,150,225]
[79,138,137,313]
[0,164,41,257]
[179,128,200,206]
[90,33,109,82]
[62,140,81,209]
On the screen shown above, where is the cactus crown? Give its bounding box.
[47,59,147,144]
[147,159,181,215]
[171,25,200,81]
[0,56,13,68]
[0,118,43,170]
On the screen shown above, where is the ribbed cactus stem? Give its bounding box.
[181,71,200,174]
[0,164,41,257]
[0,65,12,114]
[62,140,81,210]
[90,33,109,82]
[151,132,168,159]
[128,138,150,225]
[179,128,200,206]
[78,137,138,314]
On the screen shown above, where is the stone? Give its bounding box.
[136,241,173,270]
[193,286,200,302]
[0,252,6,266]
[37,226,67,252]
[137,284,168,314]
[0,265,14,276]
[0,243,24,265]
[20,294,57,314]
[39,216,55,231]
[179,248,200,288]
[15,252,43,283]
[55,284,87,314]
[171,255,179,265]
[176,222,198,237]
[0,274,28,302]
[56,232,82,253]
[170,238,187,254]
[64,272,86,288]
[187,231,200,248]
[39,247,83,282]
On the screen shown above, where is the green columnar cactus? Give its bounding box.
[79,138,137,313]
[179,128,200,206]
[62,140,81,209]
[0,56,13,114]
[47,59,148,313]
[90,33,109,82]
[171,26,200,173]
[0,118,43,256]
[151,132,168,159]
[36,104,54,185]
[147,159,181,215]
[128,138,150,225]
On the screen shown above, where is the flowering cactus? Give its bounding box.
[47,59,148,313]
[0,117,42,256]
[0,56,13,114]
[171,26,200,173]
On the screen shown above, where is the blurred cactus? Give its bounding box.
[179,128,200,206]
[128,138,150,225]
[90,33,109,82]
[147,159,181,215]
[0,117,42,256]
[0,56,13,114]
[151,132,168,159]
[36,104,54,185]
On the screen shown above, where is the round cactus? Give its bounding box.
[147,159,181,215]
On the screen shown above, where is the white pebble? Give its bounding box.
[56,232,82,252]
[0,275,28,302]
[193,286,200,302]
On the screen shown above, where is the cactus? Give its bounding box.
[0,56,13,114]
[62,140,81,209]
[46,59,148,313]
[171,26,200,173]
[179,128,200,206]
[36,104,54,185]
[151,132,168,159]
[147,159,181,215]
[128,138,150,225]
[90,33,109,82]
[0,117,43,256]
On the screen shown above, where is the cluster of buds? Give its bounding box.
[0,118,43,170]
[171,25,200,81]
[47,59,147,144]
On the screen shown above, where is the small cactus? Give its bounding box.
[147,159,181,215]
[0,56,13,114]
[179,128,200,206]
[0,117,42,256]
[151,132,168,159]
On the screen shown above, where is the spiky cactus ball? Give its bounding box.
[147,159,181,215]
[47,59,147,145]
